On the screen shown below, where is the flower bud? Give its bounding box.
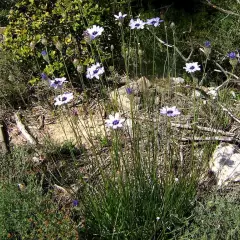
[30,41,36,50]
[55,41,62,51]
[73,59,79,66]
[170,22,175,29]
[41,38,47,46]
[77,65,83,73]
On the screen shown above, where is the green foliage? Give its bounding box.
[0,182,78,239]
[4,0,128,84]
[0,0,17,26]
[0,50,30,108]
[180,194,240,239]
[0,146,78,239]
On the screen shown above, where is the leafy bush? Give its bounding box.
[0,183,78,239]
[180,194,240,239]
[0,0,17,26]
[0,146,79,239]
[0,50,30,108]
[4,0,128,85]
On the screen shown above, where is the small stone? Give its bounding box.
[171,77,185,84]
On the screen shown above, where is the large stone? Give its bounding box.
[209,143,240,187]
[109,77,151,111]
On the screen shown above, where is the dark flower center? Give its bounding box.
[135,23,140,27]
[112,120,120,125]
[167,110,173,114]
[92,31,98,35]
[62,97,67,101]
[93,69,99,74]
[54,80,60,84]
[190,66,195,70]
[151,21,156,25]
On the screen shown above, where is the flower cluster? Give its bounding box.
[129,17,163,30]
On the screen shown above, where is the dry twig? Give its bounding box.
[14,113,37,145]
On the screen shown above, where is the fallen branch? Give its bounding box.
[180,136,238,142]
[14,113,37,145]
[170,122,237,138]
[218,104,240,124]
[202,0,240,17]
[149,30,194,62]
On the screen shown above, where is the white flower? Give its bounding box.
[183,62,201,73]
[129,18,145,29]
[86,25,104,40]
[49,77,67,89]
[160,106,181,117]
[114,12,127,22]
[54,92,73,106]
[105,113,125,129]
[86,62,105,79]
[146,17,163,27]
[156,217,160,221]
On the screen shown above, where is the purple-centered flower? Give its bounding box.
[41,73,48,80]
[49,77,67,89]
[160,106,181,117]
[146,17,163,27]
[126,87,133,94]
[54,92,73,106]
[228,52,236,59]
[86,62,105,79]
[204,41,211,48]
[114,12,127,22]
[105,113,125,129]
[86,25,104,40]
[41,50,47,56]
[129,18,145,30]
[183,62,201,73]
[73,199,79,207]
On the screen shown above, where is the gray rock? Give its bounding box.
[209,143,240,187]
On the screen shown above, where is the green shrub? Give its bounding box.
[0,182,78,239]
[4,0,128,85]
[0,50,30,108]
[180,194,240,239]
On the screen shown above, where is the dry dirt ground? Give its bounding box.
[5,103,107,149]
